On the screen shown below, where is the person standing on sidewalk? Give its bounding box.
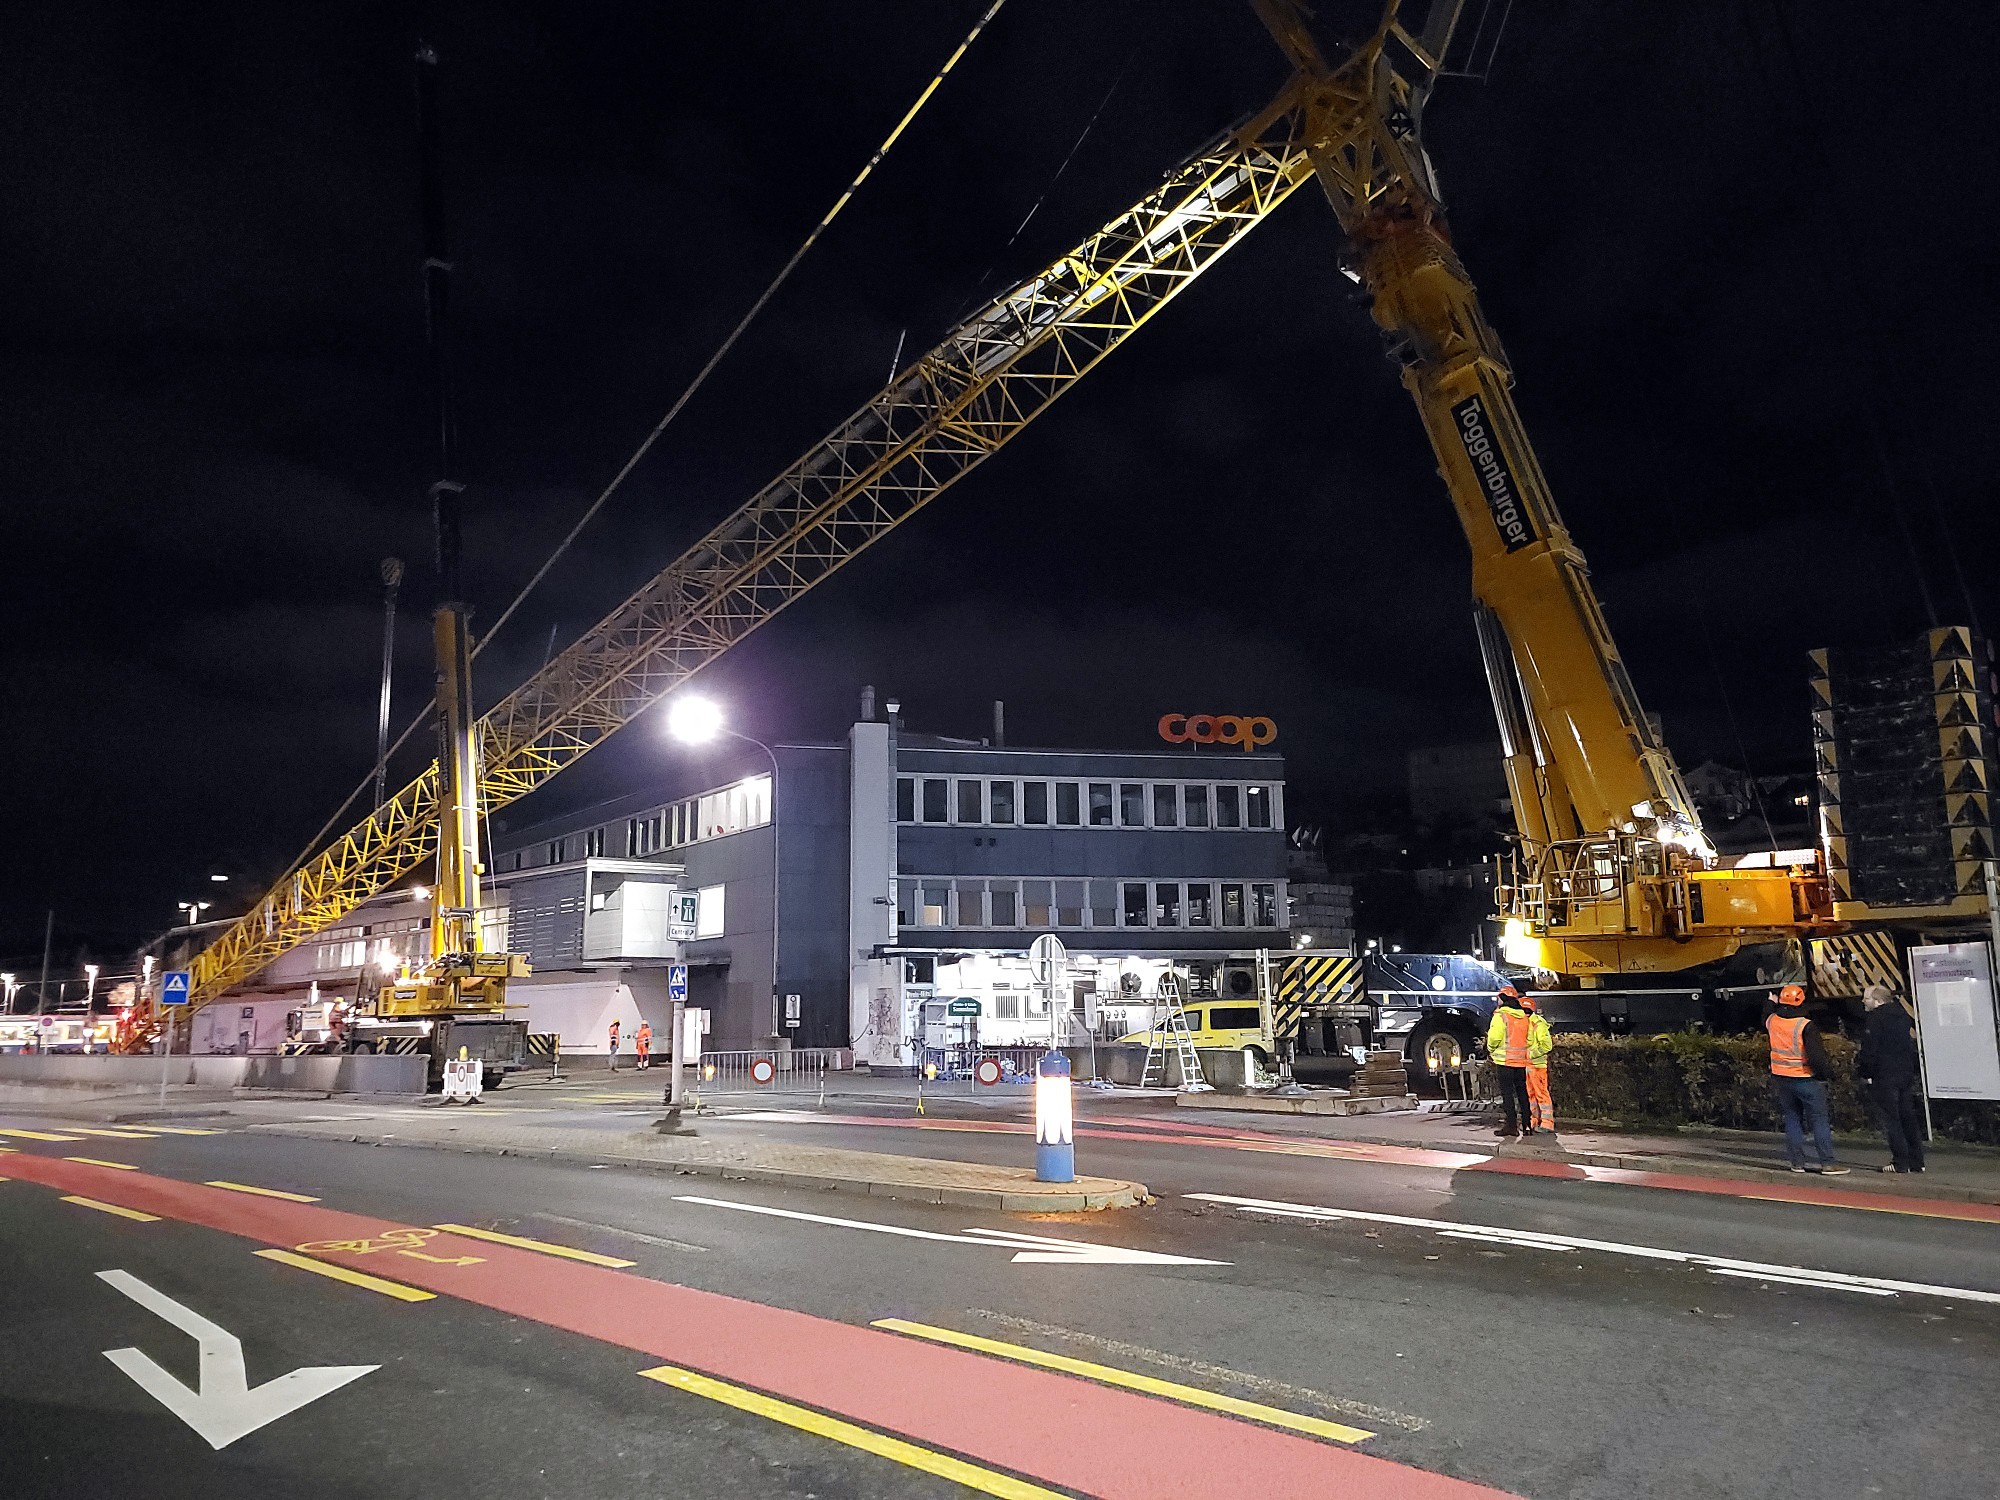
[635,1020,653,1071]
[607,1018,621,1071]
[1486,984,1535,1140]
[1766,984,1849,1175]
[1858,983,1926,1174]
[1522,994,1556,1135]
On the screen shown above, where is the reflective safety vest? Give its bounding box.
[1767,1014,1811,1078]
[1491,1008,1532,1067]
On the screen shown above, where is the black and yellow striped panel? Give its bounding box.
[278,1040,318,1057]
[1271,955,1364,1045]
[1809,932,1902,998]
[525,1032,560,1058]
[382,1036,424,1055]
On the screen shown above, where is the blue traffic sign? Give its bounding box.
[161,970,192,1006]
[667,964,688,1003]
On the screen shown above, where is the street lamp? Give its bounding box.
[665,692,783,1050]
[177,900,211,927]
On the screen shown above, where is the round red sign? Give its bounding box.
[750,1057,777,1085]
[975,1057,1004,1087]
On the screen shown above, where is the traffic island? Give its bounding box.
[1177,1090,1416,1117]
[248,1114,1148,1212]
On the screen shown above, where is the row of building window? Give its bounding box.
[896,777,1278,831]
[502,775,772,872]
[897,877,1284,931]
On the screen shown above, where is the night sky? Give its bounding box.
[3,1,1995,973]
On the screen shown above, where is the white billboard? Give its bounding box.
[1909,942,2000,1102]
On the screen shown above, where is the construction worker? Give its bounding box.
[607,1018,621,1071]
[1486,983,1535,1139]
[1766,983,1848,1174]
[635,1020,653,1071]
[1522,993,1555,1134]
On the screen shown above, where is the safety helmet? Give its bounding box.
[1520,993,1539,1012]
[1497,981,1520,999]
[1776,983,1806,1007]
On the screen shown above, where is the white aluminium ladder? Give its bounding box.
[1140,972,1210,1092]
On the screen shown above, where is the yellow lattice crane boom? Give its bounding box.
[185,91,1319,1009]
[1253,0,1830,975]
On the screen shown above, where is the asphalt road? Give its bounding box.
[1,1093,1994,1500]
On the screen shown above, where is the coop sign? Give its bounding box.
[1157,714,1277,750]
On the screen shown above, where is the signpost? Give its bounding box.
[666,963,690,1110]
[1027,935,1073,1182]
[159,970,190,1107]
[946,997,981,1018]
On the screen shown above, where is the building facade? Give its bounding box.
[483,708,1293,1067]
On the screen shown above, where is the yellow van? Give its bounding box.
[1118,1002,1268,1068]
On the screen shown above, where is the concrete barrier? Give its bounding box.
[1063,1044,1255,1092]
[0,1053,425,1095]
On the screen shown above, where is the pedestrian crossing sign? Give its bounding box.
[161,971,191,1007]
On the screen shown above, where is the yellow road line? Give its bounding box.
[64,1157,139,1171]
[205,1180,320,1202]
[639,1364,1063,1499]
[126,1126,223,1136]
[62,1195,160,1222]
[0,1128,84,1142]
[68,1128,158,1140]
[254,1249,435,1302]
[432,1223,636,1267]
[873,1319,1373,1445]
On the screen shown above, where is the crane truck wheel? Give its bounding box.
[351,1041,376,1055]
[1403,1021,1469,1093]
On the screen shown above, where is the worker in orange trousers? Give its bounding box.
[1522,993,1556,1135]
[635,1021,653,1070]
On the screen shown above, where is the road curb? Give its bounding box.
[245,1122,1149,1213]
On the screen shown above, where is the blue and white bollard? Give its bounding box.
[1035,1050,1075,1183]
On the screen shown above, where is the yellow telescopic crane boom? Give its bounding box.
[185,92,1320,1008]
[1256,0,1829,975]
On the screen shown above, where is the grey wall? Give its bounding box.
[0,1053,426,1094]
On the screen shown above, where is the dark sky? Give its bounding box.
[3,1,1995,969]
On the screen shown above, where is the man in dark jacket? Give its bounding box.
[1857,983,1926,1174]
[1766,984,1848,1174]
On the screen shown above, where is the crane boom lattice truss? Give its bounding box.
[188,90,1316,1007]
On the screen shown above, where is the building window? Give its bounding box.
[1122,882,1149,927]
[957,779,983,824]
[990,885,1018,926]
[1220,882,1246,927]
[1152,785,1178,827]
[1088,880,1117,929]
[1023,781,1049,825]
[922,778,948,823]
[994,993,1021,1020]
[1087,783,1113,827]
[1186,882,1213,926]
[1058,880,1088,928]
[921,882,950,926]
[1154,882,1181,927]
[989,781,1015,824]
[1215,785,1242,829]
[1252,882,1279,926]
[1246,786,1272,829]
[546,841,562,865]
[1022,880,1052,927]
[1056,782,1082,826]
[895,882,914,928]
[1119,783,1145,827]
[955,879,985,926]
[1185,785,1209,828]
[585,827,605,858]
[896,777,915,822]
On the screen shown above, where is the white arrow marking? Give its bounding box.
[1185,1193,2000,1304]
[97,1270,377,1449]
[674,1195,1226,1266]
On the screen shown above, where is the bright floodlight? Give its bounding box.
[667,695,724,745]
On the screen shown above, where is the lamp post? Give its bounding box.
[666,696,783,1050]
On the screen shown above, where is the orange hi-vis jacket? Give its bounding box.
[1488,1006,1533,1067]
[1767,1014,1811,1078]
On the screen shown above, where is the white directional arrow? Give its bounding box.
[674,1195,1227,1266]
[97,1270,377,1449]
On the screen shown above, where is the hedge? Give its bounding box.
[1546,1032,2000,1146]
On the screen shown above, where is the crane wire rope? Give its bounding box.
[270,0,1009,889]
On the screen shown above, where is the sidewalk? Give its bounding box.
[248,1111,1148,1213]
[1160,1096,2000,1208]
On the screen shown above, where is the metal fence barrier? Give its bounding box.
[1436,1059,1498,1110]
[691,1048,846,1105]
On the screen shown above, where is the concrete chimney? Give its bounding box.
[992,700,1005,748]
[860,684,876,721]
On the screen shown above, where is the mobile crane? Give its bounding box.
[176,1,1839,1028]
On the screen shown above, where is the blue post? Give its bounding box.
[1035,1050,1074,1183]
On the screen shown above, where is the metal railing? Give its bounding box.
[1435,1059,1498,1110]
[691,1048,846,1102]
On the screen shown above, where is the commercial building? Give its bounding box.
[485,701,1294,1067]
